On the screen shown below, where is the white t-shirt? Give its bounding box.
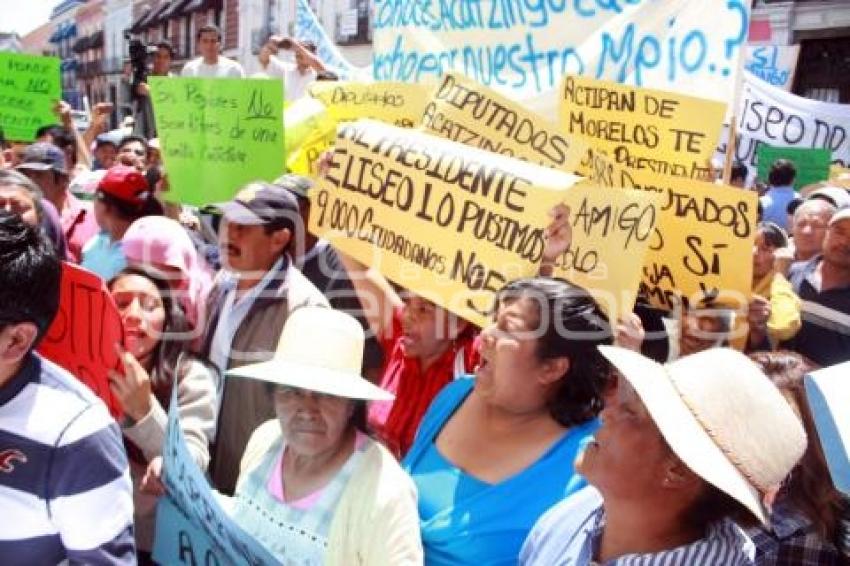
[282,63,317,101]
[181,56,245,78]
[249,54,287,80]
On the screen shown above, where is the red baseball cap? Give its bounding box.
[96,165,151,206]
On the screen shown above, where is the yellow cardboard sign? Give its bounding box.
[421,73,585,173]
[578,146,757,310]
[308,81,433,128]
[560,75,726,180]
[310,120,660,326]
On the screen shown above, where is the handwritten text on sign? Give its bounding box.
[716,73,850,182]
[421,73,585,172]
[743,45,800,91]
[308,81,433,128]
[372,0,749,104]
[581,155,757,310]
[153,386,278,565]
[0,53,61,142]
[560,75,727,180]
[150,77,285,206]
[37,263,124,418]
[310,120,659,325]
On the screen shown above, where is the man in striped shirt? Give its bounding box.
[0,212,135,564]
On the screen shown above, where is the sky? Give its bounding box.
[4,1,58,36]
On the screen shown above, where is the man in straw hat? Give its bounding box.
[227,306,422,564]
[520,347,807,565]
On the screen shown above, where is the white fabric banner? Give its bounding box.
[715,73,850,180]
[372,0,750,117]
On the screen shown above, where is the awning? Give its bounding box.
[129,7,153,33]
[160,0,192,20]
[180,0,222,16]
[145,2,173,28]
[72,36,90,53]
[89,30,104,49]
[61,22,78,40]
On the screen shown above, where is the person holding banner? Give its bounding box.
[403,276,612,566]
[0,212,135,564]
[520,347,807,566]
[338,252,478,457]
[107,267,217,563]
[731,222,802,352]
[747,351,844,565]
[229,306,422,565]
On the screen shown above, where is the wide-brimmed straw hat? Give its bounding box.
[598,346,807,523]
[228,306,393,401]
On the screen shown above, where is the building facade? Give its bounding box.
[73,0,108,108]
[752,0,850,102]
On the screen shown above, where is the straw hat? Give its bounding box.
[598,346,807,523]
[228,307,394,401]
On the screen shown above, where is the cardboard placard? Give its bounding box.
[153,387,278,565]
[756,145,832,190]
[310,120,660,325]
[37,263,124,418]
[560,75,727,180]
[421,73,586,172]
[0,53,61,142]
[150,77,285,206]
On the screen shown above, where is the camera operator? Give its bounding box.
[131,40,175,140]
[181,25,244,78]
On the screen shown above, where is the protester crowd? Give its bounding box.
[3,22,850,566]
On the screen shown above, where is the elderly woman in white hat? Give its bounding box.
[227,306,423,565]
[520,347,807,565]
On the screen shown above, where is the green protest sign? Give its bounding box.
[756,145,832,190]
[0,53,61,142]
[150,77,284,206]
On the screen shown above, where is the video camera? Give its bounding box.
[124,31,158,92]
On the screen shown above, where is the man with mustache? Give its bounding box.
[201,181,327,494]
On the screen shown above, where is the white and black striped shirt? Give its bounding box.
[0,353,135,564]
[520,487,755,565]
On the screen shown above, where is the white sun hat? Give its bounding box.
[598,346,807,524]
[228,306,394,401]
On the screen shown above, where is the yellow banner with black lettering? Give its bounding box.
[420,73,586,173]
[577,147,757,310]
[560,75,727,180]
[308,81,433,128]
[310,120,661,326]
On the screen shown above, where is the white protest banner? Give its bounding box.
[805,362,850,496]
[743,45,800,91]
[294,0,366,79]
[716,73,850,182]
[372,0,750,115]
[310,120,661,326]
[152,387,278,565]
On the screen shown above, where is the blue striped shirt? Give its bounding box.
[0,353,135,565]
[520,487,755,565]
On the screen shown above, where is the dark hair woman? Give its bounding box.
[402,276,613,565]
[106,267,217,563]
